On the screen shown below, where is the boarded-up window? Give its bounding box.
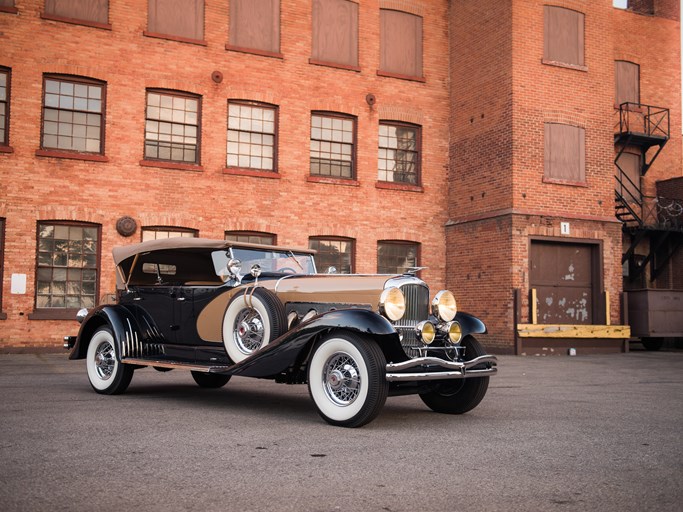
[615,61,639,106]
[380,9,423,78]
[311,0,358,67]
[544,6,584,67]
[147,0,204,41]
[229,0,280,54]
[44,0,108,24]
[616,150,641,206]
[544,123,585,182]
[0,0,17,12]
[530,241,598,325]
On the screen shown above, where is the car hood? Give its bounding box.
[196,274,396,343]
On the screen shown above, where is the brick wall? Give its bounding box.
[0,0,451,346]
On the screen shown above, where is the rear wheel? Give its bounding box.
[419,336,490,415]
[191,371,231,388]
[641,338,664,351]
[308,332,388,428]
[86,326,133,395]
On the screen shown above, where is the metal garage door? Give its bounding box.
[530,241,598,325]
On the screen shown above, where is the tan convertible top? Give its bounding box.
[112,237,315,265]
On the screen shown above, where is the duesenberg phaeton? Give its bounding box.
[64,238,497,427]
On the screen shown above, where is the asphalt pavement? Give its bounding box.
[0,348,681,512]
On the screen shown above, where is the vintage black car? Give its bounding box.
[65,238,497,427]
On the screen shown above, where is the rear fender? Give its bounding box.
[69,305,163,361]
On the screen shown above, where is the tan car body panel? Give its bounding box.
[196,275,392,343]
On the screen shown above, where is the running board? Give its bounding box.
[121,358,232,374]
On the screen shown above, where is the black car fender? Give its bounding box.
[69,304,162,361]
[230,308,406,378]
[455,311,487,337]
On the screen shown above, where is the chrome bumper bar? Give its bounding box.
[385,354,498,382]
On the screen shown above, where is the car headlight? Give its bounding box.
[432,290,457,322]
[416,321,436,344]
[379,287,405,321]
[445,321,462,344]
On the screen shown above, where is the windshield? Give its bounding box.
[226,248,317,276]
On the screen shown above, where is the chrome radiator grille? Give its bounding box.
[392,282,429,358]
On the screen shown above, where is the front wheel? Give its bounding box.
[191,371,231,388]
[86,326,133,395]
[307,332,388,428]
[419,336,490,415]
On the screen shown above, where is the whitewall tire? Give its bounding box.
[308,332,388,428]
[86,326,133,395]
[222,288,286,364]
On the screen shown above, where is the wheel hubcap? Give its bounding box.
[94,341,115,380]
[233,309,264,354]
[322,353,360,406]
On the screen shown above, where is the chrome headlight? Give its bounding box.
[379,287,405,321]
[445,321,462,344]
[432,290,457,322]
[416,321,436,344]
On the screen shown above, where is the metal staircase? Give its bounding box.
[613,103,682,283]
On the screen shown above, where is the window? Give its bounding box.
[142,227,198,241]
[379,9,423,79]
[544,123,585,183]
[310,237,354,274]
[146,0,204,42]
[227,101,277,171]
[225,231,276,245]
[378,122,421,185]
[310,112,355,179]
[43,0,109,26]
[0,67,9,148]
[36,222,99,310]
[41,75,105,154]
[543,6,585,67]
[311,0,358,68]
[377,241,419,274]
[144,90,200,164]
[228,0,280,55]
[0,1,18,14]
[615,61,639,106]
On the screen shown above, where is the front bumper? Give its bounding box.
[385,355,497,382]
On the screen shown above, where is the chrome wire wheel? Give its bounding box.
[322,352,361,406]
[308,332,388,428]
[86,326,134,395]
[93,340,116,381]
[222,288,287,364]
[232,308,265,355]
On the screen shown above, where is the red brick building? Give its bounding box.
[0,0,680,353]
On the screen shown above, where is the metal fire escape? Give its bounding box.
[614,102,682,283]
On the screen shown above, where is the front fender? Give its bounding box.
[231,308,404,378]
[69,305,163,361]
[455,311,487,337]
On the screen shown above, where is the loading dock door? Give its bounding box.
[530,241,598,324]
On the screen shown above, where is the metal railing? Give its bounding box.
[616,102,670,139]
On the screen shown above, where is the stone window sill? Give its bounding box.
[36,149,109,162]
[307,176,360,187]
[224,167,280,179]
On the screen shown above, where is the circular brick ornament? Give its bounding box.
[116,216,137,237]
